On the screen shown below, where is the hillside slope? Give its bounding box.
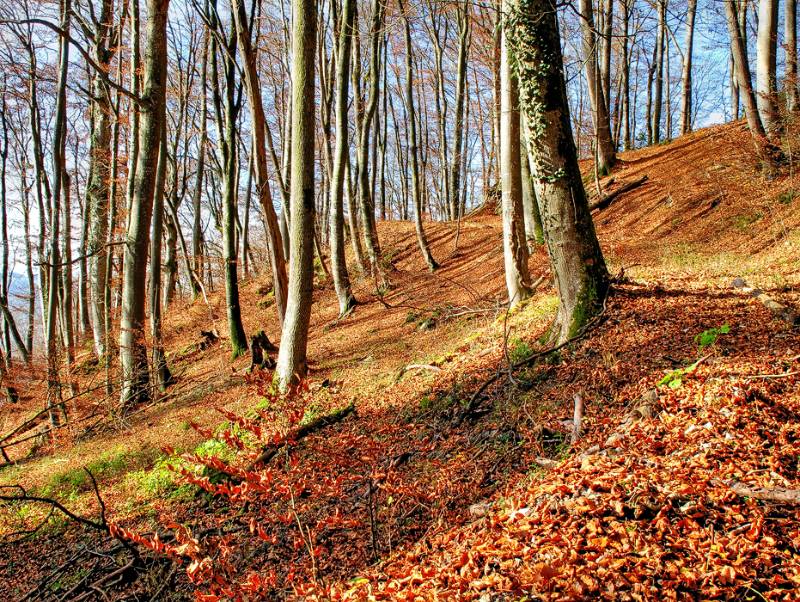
[1,121,799,600]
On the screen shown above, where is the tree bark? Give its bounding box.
[328,0,357,316]
[400,0,438,272]
[724,0,780,166]
[448,4,470,222]
[756,0,781,139]
[680,0,697,134]
[579,0,616,173]
[274,0,317,390]
[119,0,170,409]
[500,0,531,307]
[508,0,609,342]
[787,0,799,112]
[231,0,289,326]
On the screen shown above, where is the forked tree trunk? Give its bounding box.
[274,0,317,390]
[508,0,609,342]
[119,0,170,409]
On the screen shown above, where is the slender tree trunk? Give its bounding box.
[787,0,799,112]
[191,33,208,299]
[275,0,317,390]
[448,5,470,222]
[500,1,531,307]
[400,0,438,272]
[520,125,544,246]
[328,0,357,315]
[353,0,385,282]
[149,127,172,391]
[756,0,781,139]
[45,0,72,426]
[621,0,631,149]
[85,0,116,359]
[232,0,289,326]
[119,0,170,409]
[579,0,616,173]
[652,0,666,144]
[724,0,781,166]
[508,0,609,342]
[679,0,697,134]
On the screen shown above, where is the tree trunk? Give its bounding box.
[119,0,170,409]
[328,0,357,316]
[508,0,609,342]
[500,1,531,307]
[353,0,385,282]
[787,0,799,112]
[680,0,697,134]
[579,0,616,173]
[149,127,172,391]
[520,126,544,246]
[756,0,781,139]
[191,33,208,299]
[652,0,666,144]
[45,0,72,426]
[231,0,289,326]
[621,0,632,149]
[400,0,438,272]
[448,4,470,222]
[724,0,780,166]
[275,0,317,390]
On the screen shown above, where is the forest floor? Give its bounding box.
[1,120,800,600]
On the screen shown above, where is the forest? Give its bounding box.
[0,0,799,599]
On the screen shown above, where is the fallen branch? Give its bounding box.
[248,402,356,469]
[732,278,798,325]
[589,175,649,212]
[455,296,608,425]
[724,480,800,505]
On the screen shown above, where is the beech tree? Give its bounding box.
[119,0,170,408]
[508,0,609,341]
[274,0,316,390]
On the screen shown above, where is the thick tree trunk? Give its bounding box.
[275,0,317,390]
[756,0,781,138]
[119,0,170,409]
[680,0,698,134]
[400,0,438,272]
[500,2,531,307]
[579,0,616,173]
[508,0,609,342]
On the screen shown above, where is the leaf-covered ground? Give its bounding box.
[1,121,799,600]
